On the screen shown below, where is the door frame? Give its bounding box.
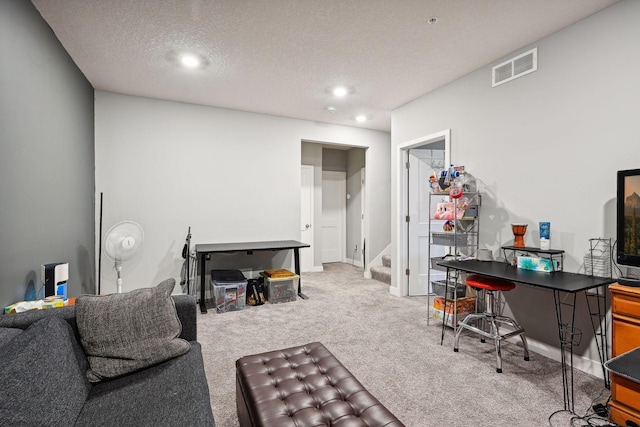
[359,166,367,270]
[394,129,451,297]
[300,165,315,272]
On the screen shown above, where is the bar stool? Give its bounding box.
[454,274,530,373]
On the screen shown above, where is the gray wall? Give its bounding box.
[0,0,95,307]
[391,0,639,375]
[322,148,347,172]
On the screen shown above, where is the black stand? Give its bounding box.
[618,277,640,287]
[196,240,310,314]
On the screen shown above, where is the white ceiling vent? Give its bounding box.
[492,47,537,87]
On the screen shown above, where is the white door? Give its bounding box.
[322,171,346,263]
[300,165,314,272]
[408,148,446,295]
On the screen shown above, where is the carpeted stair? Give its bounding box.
[370,254,391,285]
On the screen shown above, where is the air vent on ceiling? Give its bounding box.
[492,47,537,87]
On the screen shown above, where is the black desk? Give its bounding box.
[438,259,615,413]
[196,240,310,314]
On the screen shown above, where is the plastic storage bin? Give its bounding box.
[264,274,298,304]
[432,232,469,246]
[210,269,247,314]
[431,280,466,299]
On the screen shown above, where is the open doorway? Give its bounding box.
[301,142,367,273]
[407,145,447,295]
[397,130,451,296]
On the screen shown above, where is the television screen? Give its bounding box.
[617,169,640,268]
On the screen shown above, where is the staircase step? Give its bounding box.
[371,265,391,285]
[382,255,391,268]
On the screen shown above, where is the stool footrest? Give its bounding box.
[456,321,525,341]
[453,287,530,373]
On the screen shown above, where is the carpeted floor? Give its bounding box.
[197,263,610,427]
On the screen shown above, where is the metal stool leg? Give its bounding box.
[454,288,528,373]
[489,313,503,373]
[487,290,503,373]
[454,313,484,351]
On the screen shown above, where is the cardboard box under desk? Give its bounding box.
[433,296,475,328]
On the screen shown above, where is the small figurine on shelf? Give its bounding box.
[428,172,441,193]
[443,220,454,231]
[457,196,470,212]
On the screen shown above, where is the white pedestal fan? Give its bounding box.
[104,221,144,293]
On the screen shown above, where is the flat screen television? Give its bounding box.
[617,168,640,285]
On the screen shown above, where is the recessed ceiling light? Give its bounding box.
[332,87,348,97]
[355,114,368,123]
[180,53,201,68]
[168,50,209,69]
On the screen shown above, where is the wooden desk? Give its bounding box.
[608,284,640,425]
[196,240,310,314]
[437,259,614,413]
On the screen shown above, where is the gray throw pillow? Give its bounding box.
[0,317,90,426]
[76,279,190,382]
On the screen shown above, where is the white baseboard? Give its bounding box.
[509,336,606,380]
[343,256,363,268]
[389,286,402,297]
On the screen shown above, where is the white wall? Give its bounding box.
[95,92,390,292]
[392,0,640,376]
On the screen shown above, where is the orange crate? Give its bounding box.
[433,296,475,314]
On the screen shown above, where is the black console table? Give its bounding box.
[437,259,614,413]
[196,240,310,314]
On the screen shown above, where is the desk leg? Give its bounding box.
[553,290,578,413]
[440,268,451,346]
[584,286,610,389]
[199,253,208,314]
[294,248,308,300]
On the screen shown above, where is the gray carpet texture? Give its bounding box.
[197,263,610,427]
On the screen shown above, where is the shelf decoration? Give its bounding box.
[512,224,528,248]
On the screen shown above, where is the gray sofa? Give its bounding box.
[0,294,215,427]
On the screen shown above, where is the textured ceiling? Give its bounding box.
[32,0,617,132]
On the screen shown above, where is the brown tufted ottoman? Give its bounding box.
[236,342,405,427]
